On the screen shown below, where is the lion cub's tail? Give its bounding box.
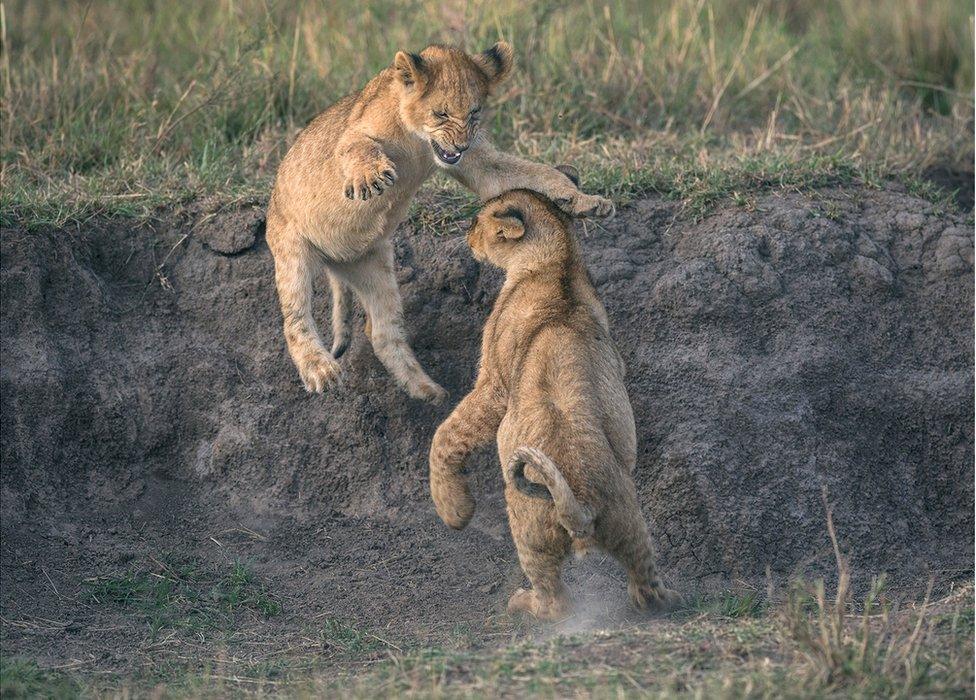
[327,272,352,359]
[504,447,594,540]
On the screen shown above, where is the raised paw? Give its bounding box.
[431,475,475,530]
[629,581,684,612]
[571,192,615,219]
[297,353,343,393]
[343,156,398,201]
[553,190,616,219]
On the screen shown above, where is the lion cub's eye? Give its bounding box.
[433,110,448,119]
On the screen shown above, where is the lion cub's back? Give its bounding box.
[517,323,633,457]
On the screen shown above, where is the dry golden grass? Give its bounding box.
[0,0,972,227]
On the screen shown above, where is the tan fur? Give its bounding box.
[428,190,680,621]
[267,43,613,401]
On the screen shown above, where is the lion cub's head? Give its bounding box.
[467,175,581,271]
[392,43,513,167]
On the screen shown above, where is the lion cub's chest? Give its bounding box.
[309,138,435,260]
[381,139,436,214]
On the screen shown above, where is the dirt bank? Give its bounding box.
[1,185,973,669]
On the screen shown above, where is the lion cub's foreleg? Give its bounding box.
[429,383,505,529]
[269,224,342,393]
[332,239,446,404]
[337,133,398,202]
[451,139,615,218]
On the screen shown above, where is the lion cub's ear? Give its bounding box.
[493,206,525,241]
[474,41,514,87]
[394,51,427,89]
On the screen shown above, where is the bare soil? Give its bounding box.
[1,185,973,678]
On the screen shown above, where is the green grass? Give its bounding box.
[1,0,972,228]
[0,659,80,700]
[3,580,971,698]
[692,588,765,619]
[318,616,388,655]
[83,555,282,639]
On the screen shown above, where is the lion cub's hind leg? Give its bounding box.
[269,225,343,393]
[598,510,683,612]
[507,515,572,621]
[335,240,447,404]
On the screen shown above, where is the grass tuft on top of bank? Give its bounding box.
[0,0,973,229]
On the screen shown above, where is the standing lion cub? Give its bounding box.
[428,188,680,620]
[267,42,613,402]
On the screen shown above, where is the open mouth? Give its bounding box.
[431,141,462,165]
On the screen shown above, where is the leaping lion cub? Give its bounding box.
[429,188,681,621]
[267,42,613,402]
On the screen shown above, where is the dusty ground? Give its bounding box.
[1,185,973,687]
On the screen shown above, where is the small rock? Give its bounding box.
[856,234,883,258]
[197,208,264,255]
[893,211,926,231]
[933,233,973,276]
[852,254,894,289]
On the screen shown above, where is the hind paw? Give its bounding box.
[407,377,447,404]
[297,353,343,393]
[630,581,684,612]
[506,588,569,621]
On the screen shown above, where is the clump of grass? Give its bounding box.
[782,489,974,697]
[701,589,765,619]
[319,616,382,654]
[84,555,282,638]
[1,0,972,228]
[0,659,79,699]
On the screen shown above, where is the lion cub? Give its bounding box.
[428,188,680,620]
[267,43,613,402]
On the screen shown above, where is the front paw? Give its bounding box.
[343,156,397,201]
[431,475,475,530]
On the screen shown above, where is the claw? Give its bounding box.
[343,158,397,203]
